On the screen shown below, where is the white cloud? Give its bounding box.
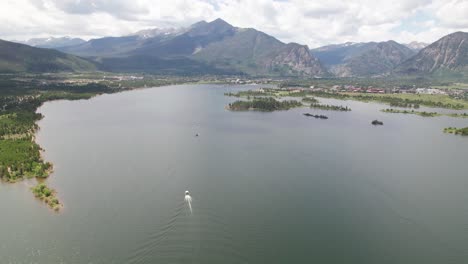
[0,0,467,47]
[433,0,468,29]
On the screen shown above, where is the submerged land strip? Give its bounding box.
[382,108,468,118]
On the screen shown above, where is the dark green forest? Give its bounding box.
[228,97,302,111]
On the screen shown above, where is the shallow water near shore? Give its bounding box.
[1,84,468,263]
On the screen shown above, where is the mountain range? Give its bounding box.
[58,19,326,76]
[311,41,416,77]
[1,19,467,78]
[0,39,96,73]
[395,32,468,78]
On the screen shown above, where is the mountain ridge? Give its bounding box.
[0,39,97,73]
[312,40,415,77]
[7,20,468,78]
[59,18,327,76]
[395,32,468,77]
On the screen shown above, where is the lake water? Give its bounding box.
[1,84,468,263]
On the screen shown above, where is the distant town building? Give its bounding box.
[416,88,447,95]
[366,88,385,94]
[290,89,302,93]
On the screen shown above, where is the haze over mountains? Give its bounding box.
[19,37,86,49]
[1,19,467,78]
[404,41,429,51]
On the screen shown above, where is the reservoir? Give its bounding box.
[1,84,468,263]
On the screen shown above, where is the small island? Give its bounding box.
[303,113,328,119]
[31,183,62,211]
[310,103,351,111]
[443,127,468,136]
[227,97,302,111]
[371,120,384,125]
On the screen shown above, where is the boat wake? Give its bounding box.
[185,190,193,214]
[126,191,246,264]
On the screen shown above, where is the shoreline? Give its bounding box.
[0,91,113,210]
[29,90,121,212]
[0,78,248,212]
[26,83,196,212]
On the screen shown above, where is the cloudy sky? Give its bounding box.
[1,0,467,48]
